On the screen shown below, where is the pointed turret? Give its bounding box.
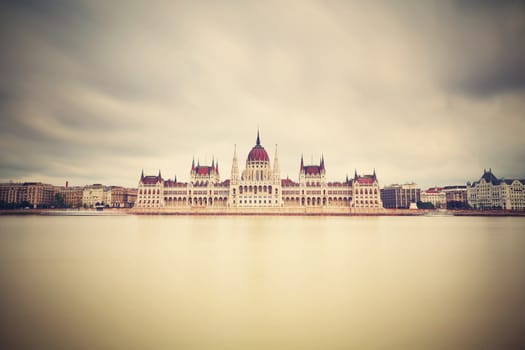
[354,169,358,179]
[300,154,304,171]
[192,157,195,172]
[321,154,325,172]
[231,144,239,185]
[273,144,280,183]
[140,169,144,181]
[256,129,261,146]
[216,160,219,175]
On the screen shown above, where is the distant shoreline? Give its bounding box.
[1,208,525,217]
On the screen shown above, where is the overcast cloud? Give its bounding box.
[1,0,524,188]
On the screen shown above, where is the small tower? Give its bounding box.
[299,154,305,183]
[320,154,326,184]
[273,144,281,184]
[231,144,240,185]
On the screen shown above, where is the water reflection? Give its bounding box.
[1,216,525,349]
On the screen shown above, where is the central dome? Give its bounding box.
[247,131,269,162]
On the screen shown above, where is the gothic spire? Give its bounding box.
[231,144,239,184]
[256,129,261,146]
[273,144,280,176]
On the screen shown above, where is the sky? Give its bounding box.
[1,0,524,189]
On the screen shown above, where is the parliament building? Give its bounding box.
[135,131,382,213]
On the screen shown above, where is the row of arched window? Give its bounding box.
[355,188,378,195]
[139,188,160,195]
[238,185,276,195]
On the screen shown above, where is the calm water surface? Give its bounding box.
[1,216,525,349]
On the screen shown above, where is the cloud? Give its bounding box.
[0,0,524,189]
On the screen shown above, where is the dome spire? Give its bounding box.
[256,129,261,146]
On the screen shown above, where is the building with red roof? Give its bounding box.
[352,170,383,209]
[421,187,446,208]
[228,130,283,208]
[134,130,383,212]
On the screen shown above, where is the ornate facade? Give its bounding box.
[135,132,382,212]
[467,169,525,210]
[229,131,282,208]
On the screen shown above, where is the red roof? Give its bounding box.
[304,166,321,175]
[425,187,443,193]
[142,176,161,185]
[282,178,298,186]
[247,145,269,162]
[196,166,211,175]
[356,177,375,185]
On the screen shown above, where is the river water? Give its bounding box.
[1,215,525,349]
